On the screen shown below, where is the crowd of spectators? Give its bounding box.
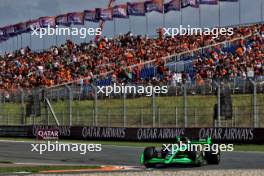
[0,23,263,90]
[193,30,263,83]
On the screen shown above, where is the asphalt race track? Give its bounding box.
[0,141,263,170]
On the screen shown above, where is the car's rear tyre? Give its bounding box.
[187,151,203,166]
[205,148,221,164]
[187,150,198,161]
[144,147,156,160]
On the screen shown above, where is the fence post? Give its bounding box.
[47,108,50,125]
[33,114,35,125]
[7,112,9,125]
[108,108,110,127]
[158,108,161,127]
[66,85,73,126]
[42,89,45,125]
[243,80,246,93]
[20,88,26,125]
[250,79,258,128]
[92,85,98,126]
[56,89,59,102]
[92,109,95,126]
[217,81,221,127]
[175,107,178,127]
[152,90,156,127]
[141,108,143,127]
[77,110,80,126]
[234,107,237,127]
[184,83,188,127]
[30,115,33,125]
[233,78,236,94]
[62,111,64,126]
[194,107,197,127]
[44,89,49,125]
[123,91,127,127]
[254,82,257,128]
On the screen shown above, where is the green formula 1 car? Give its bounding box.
[140,137,220,168]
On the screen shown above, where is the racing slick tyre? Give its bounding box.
[161,145,169,158]
[143,147,156,168]
[187,151,202,167]
[187,150,197,161]
[144,147,156,160]
[205,147,221,164]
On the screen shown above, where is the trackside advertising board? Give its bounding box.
[0,126,263,143]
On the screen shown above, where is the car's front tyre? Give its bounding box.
[143,147,156,168]
[144,146,156,160]
[205,149,221,164]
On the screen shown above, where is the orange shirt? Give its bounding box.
[236,47,243,56]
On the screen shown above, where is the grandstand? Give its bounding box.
[0,23,263,90]
[0,0,263,128]
[0,22,263,128]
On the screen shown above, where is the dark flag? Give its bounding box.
[39,16,56,28]
[164,0,181,13]
[0,28,8,41]
[3,25,16,37]
[26,19,41,31]
[113,4,128,18]
[84,10,99,22]
[96,8,113,21]
[145,0,164,13]
[14,22,28,34]
[56,14,69,26]
[127,2,146,16]
[67,12,84,25]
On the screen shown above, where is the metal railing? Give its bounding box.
[0,78,263,128]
